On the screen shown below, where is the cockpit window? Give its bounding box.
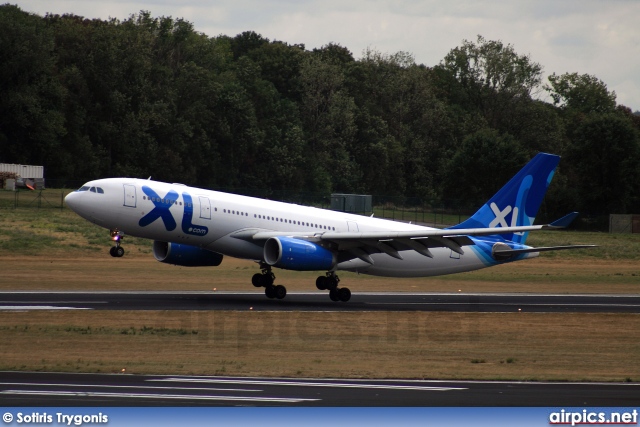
[76,185,104,193]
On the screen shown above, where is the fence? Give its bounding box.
[0,189,73,210]
[609,214,640,234]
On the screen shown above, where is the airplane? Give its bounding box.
[64,152,595,302]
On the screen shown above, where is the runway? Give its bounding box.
[1,371,639,406]
[1,291,639,313]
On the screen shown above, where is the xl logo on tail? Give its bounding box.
[489,202,518,228]
[488,202,525,236]
[139,186,209,236]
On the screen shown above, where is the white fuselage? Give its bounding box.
[65,178,512,277]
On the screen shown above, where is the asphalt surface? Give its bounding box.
[1,291,640,313]
[1,371,639,406]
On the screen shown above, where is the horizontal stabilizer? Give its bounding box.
[548,212,580,228]
[492,244,598,261]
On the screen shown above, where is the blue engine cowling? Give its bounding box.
[263,237,336,271]
[153,241,223,267]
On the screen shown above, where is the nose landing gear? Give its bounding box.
[109,229,125,257]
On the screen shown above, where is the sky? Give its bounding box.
[13,0,640,111]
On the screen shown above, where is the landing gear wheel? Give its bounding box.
[252,273,263,287]
[109,246,124,257]
[316,276,328,290]
[265,285,277,299]
[338,287,351,302]
[275,285,287,300]
[329,289,340,302]
[256,263,282,299]
[109,229,124,258]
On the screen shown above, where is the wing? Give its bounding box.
[233,213,594,265]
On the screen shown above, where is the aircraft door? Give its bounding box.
[347,221,359,232]
[123,184,136,208]
[199,196,211,219]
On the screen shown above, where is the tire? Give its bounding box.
[109,247,117,257]
[275,285,287,299]
[265,285,277,299]
[115,247,125,257]
[338,287,351,302]
[329,289,340,302]
[252,273,263,287]
[316,276,327,290]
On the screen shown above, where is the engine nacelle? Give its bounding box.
[153,241,223,267]
[264,237,336,271]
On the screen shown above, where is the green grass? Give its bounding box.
[0,206,151,255]
[1,310,639,381]
[527,230,640,260]
[0,188,73,209]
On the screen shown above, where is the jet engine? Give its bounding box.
[153,241,223,267]
[263,237,336,271]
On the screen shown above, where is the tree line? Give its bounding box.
[1,5,639,219]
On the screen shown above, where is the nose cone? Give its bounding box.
[64,191,81,213]
[65,189,95,221]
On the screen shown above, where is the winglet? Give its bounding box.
[547,212,579,229]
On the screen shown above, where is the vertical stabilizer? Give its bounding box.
[448,153,560,244]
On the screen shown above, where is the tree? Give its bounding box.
[545,72,616,114]
[0,5,65,167]
[442,129,528,208]
[299,55,359,193]
[565,113,640,213]
[436,35,543,129]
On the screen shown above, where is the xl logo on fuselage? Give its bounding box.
[139,186,209,236]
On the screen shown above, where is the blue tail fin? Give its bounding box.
[448,153,560,244]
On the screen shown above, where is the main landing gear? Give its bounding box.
[252,266,351,302]
[109,229,125,258]
[316,272,351,302]
[252,263,287,300]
